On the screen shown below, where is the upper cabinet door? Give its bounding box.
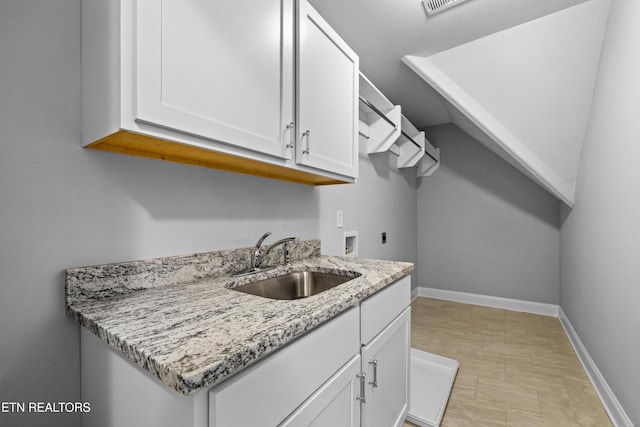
[134,0,294,160]
[296,1,359,178]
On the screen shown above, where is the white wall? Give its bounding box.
[417,124,561,304]
[0,4,315,427]
[317,141,418,289]
[0,2,416,426]
[560,0,640,423]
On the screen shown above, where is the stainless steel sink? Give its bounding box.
[231,271,359,300]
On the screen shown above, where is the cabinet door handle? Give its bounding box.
[356,372,366,403]
[368,359,378,387]
[285,122,295,149]
[302,130,311,154]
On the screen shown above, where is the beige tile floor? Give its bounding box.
[404,297,612,427]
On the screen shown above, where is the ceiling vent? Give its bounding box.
[423,0,473,16]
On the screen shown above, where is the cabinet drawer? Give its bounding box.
[209,307,359,427]
[360,275,411,344]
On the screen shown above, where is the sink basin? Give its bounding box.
[231,271,359,300]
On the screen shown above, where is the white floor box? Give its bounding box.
[406,348,459,427]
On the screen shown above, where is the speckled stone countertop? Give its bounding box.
[65,240,413,395]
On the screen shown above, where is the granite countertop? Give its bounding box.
[65,241,413,395]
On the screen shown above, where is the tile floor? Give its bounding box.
[403,297,612,427]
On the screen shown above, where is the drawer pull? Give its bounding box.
[368,359,378,387]
[356,372,366,403]
[302,130,311,154]
[285,122,295,149]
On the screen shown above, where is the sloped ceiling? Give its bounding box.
[309,0,592,127]
[310,0,611,206]
[404,0,610,206]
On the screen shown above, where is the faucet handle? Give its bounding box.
[284,242,291,265]
[283,237,299,265]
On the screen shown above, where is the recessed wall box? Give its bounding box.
[344,231,358,257]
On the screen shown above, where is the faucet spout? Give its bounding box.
[255,236,299,269]
[235,233,299,277]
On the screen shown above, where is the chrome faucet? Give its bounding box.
[251,232,299,270]
[251,231,272,271]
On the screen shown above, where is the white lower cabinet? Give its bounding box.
[208,275,411,427]
[80,276,411,427]
[280,355,362,427]
[280,275,411,427]
[360,308,411,427]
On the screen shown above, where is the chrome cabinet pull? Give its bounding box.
[302,130,311,154]
[368,359,378,387]
[356,372,366,403]
[285,122,295,149]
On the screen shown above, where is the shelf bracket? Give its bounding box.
[361,103,402,154]
[417,146,440,177]
[397,129,425,168]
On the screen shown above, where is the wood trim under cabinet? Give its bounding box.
[85,130,348,186]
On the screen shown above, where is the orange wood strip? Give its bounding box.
[86,130,348,186]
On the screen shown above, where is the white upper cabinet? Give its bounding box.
[134,0,294,160]
[82,0,358,185]
[296,1,359,178]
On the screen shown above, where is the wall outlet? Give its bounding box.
[336,210,343,228]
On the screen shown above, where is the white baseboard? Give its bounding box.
[413,286,633,426]
[558,308,634,427]
[416,287,559,317]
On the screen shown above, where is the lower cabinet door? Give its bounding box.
[280,355,361,427]
[360,307,411,427]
